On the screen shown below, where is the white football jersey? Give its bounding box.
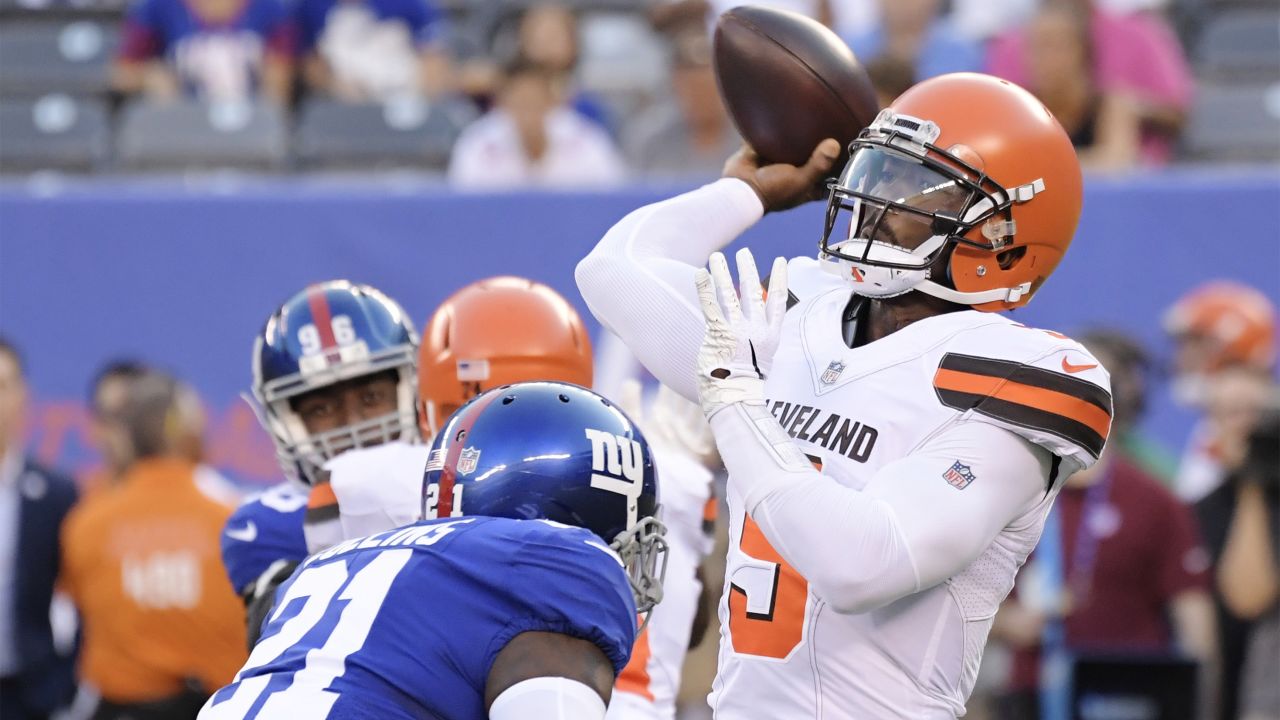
[709,259,1112,719]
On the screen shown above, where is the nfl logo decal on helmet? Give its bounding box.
[456,447,481,475]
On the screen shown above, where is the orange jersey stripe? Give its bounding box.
[933,367,1111,439]
[307,481,337,509]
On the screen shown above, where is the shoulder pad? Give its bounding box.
[933,326,1113,464]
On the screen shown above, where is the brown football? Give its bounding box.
[713,5,880,167]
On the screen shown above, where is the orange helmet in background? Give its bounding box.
[820,73,1082,311]
[1164,281,1276,372]
[418,276,594,436]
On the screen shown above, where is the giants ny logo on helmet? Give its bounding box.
[585,429,643,529]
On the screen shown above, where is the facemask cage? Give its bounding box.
[819,110,1024,274]
[611,514,669,631]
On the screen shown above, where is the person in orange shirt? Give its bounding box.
[61,371,246,719]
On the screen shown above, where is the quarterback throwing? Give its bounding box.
[577,73,1114,718]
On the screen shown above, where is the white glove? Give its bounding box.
[694,248,788,419]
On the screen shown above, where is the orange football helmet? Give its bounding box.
[418,277,594,436]
[819,72,1083,311]
[1164,281,1276,372]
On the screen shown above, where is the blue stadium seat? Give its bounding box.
[0,94,110,172]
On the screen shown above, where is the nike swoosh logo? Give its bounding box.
[1061,357,1098,374]
[226,521,258,543]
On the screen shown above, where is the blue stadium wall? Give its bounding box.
[2,169,1277,486]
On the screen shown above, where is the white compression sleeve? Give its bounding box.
[575,178,764,401]
[488,677,607,720]
[710,402,1052,614]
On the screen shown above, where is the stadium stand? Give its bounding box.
[293,97,476,170]
[115,100,288,171]
[0,18,118,98]
[0,95,110,172]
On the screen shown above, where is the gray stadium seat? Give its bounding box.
[1180,81,1280,162]
[1195,8,1280,81]
[0,19,119,97]
[293,98,476,170]
[116,100,288,171]
[0,94,109,172]
[576,12,668,119]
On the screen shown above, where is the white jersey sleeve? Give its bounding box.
[711,401,1051,614]
[325,443,431,541]
[575,178,765,401]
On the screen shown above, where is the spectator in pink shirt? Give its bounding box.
[986,0,1193,167]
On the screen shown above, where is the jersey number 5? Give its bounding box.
[727,515,808,660]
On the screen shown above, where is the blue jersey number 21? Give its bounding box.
[201,549,412,719]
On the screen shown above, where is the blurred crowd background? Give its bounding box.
[0,0,1278,718]
[0,0,1276,175]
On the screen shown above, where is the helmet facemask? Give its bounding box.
[821,110,1029,303]
[251,342,420,486]
[610,514,669,631]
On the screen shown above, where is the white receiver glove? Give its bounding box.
[693,249,788,419]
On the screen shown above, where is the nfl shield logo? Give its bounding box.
[943,461,976,490]
[456,447,481,475]
[820,361,846,385]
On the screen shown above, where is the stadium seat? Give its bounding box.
[576,12,668,119]
[1195,8,1280,81]
[0,19,118,97]
[293,98,477,170]
[0,94,110,172]
[115,100,288,171]
[1180,81,1280,162]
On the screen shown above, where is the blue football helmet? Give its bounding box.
[252,280,421,485]
[422,381,668,617]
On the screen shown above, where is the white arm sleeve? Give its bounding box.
[711,402,1052,614]
[489,677,607,720]
[575,178,765,401]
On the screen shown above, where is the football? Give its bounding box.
[713,5,880,167]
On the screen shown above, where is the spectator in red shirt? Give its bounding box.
[991,331,1218,720]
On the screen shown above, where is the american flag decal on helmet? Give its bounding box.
[943,461,976,489]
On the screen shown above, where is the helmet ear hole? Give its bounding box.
[997,246,1026,270]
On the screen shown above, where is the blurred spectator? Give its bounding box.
[448,58,627,190]
[1187,368,1279,720]
[844,0,982,83]
[83,360,148,495]
[1164,281,1277,503]
[0,338,79,720]
[514,3,612,131]
[61,371,246,719]
[112,0,294,104]
[1013,1,1143,170]
[985,0,1193,167]
[991,330,1218,720]
[624,31,740,179]
[1217,413,1280,720]
[295,0,451,102]
[864,55,916,109]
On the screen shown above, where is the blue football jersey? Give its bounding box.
[221,483,309,593]
[201,516,637,720]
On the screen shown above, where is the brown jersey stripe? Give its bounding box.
[936,387,1108,458]
[933,367,1112,439]
[939,353,1112,413]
